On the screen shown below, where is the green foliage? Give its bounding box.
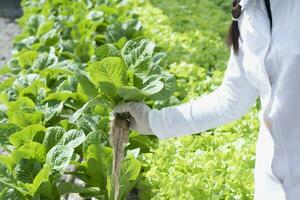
[88,39,176,104]
[9,125,46,148]
[7,97,43,128]
[89,57,128,99]
[15,159,42,184]
[0,123,20,151]
[0,0,164,199]
[45,145,74,181]
[133,0,259,199]
[0,0,258,199]
[138,112,259,200]
[135,0,231,73]
[18,51,38,69]
[0,188,25,199]
[12,142,46,163]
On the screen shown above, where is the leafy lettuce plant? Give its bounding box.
[0,0,175,199]
[87,39,176,105]
[67,38,176,199]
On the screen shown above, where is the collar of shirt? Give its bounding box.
[240,0,257,10]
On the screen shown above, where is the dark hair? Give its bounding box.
[226,0,242,55]
[227,0,273,54]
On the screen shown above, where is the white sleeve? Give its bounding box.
[149,47,259,140]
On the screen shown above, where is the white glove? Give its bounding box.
[111,102,154,135]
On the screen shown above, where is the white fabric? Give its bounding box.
[149,0,300,199]
[113,102,153,135]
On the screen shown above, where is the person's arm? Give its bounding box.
[149,47,260,139]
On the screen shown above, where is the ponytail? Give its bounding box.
[226,0,242,55]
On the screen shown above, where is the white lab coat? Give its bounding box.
[148,0,300,199]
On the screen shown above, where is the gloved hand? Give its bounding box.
[111,102,154,135]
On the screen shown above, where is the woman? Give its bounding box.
[113,0,300,199]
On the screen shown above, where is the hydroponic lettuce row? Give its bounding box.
[133,1,258,199]
[0,0,175,199]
